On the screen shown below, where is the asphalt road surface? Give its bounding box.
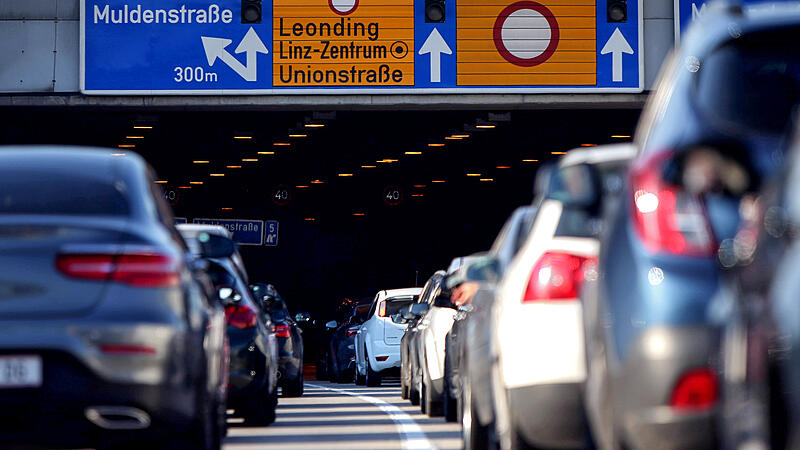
[224,380,461,450]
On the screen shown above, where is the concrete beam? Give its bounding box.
[0,93,647,111]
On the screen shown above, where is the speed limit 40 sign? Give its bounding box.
[383,185,403,206]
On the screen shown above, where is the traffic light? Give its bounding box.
[242,0,261,24]
[607,0,627,22]
[425,0,445,23]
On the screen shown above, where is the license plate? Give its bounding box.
[0,355,42,388]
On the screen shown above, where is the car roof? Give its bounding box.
[176,223,232,238]
[383,287,422,297]
[559,143,637,167]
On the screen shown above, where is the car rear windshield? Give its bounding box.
[385,295,417,316]
[696,26,800,134]
[555,160,630,237]
[0,171,130,216]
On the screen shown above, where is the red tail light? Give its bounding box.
[56,253,180,287]
[630,154,715,256]
[378,301,387,317]
[523,252,594,302]
[274,323,291,338]
[224,305,258,329]
[346,328,358,337]
[670,368,718,410]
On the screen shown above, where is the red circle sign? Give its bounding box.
[493,1,560,67]
[328,0,359,16]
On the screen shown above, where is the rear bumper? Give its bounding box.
[507,383,585,449]
[368,339,401,372]
[622,406,716,450]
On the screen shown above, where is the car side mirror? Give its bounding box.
[325,320,338,329]
[198,232,236,259]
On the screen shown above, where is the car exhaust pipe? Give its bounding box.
[85,406,151,430]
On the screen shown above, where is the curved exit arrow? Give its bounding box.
[201,27,268,82]
[419,28,452,83]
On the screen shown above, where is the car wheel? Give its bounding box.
[443,357,457,422]
[242,383,277,426]
[177,388,221,450]
[420,376,427,414]
[283,372,304,397]
[410,368,421,405]
[462,381,490,450]
[424,372,443,417]
[354,366,366,385]
[366,353,382,387]
[401,366,409,399]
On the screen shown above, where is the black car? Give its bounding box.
[251,283,304,397]
[179,225,279,426]
[327,303,371,383]
[0,148,228,449]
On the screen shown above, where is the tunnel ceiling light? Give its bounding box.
[405,151,422,155]
[412,194,424,197]
[221,207,233,210]
[476,124,496,129]
[445,136,462,140]
[178,186,192,189]
[466,173,481,177]
[311,180,325,184]
[432,180,446,183]
[118,144,135,148]
[273,142,291,146]
[428,143,445,147]
[154,180,168,184]
[338,173,354,177]
[233,135,252,140]
[242,158,259,162]
[296,185,310,188]
[551,151,567,155]
[305,217,316,221]
[452,134,470,138]
[522,159,539,162]
[226,165,242,169]
[304,123,325,128]
[210,173,225,177]
[352,213,366,216]
[289,134,307,138]
[361,165,377,168]
[581,144,597,147]
[496,165,511,169]
[480,178,494,182]
[193,160,210,164]
[258,151,275,155]
[611,135,631,139]
[125,136,144,139]
[133,125,153,130]
[413,184,426,188]
[189,181,204,185]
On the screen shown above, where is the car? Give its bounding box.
[490,144,634,450]
[399,272,446,405]
[582,4,800,449]
[327,303,371,383]
[0,147,228,449]
[315,297,360,381]
[444,206,538,439]
[251,283,305,397]
[179,224,280,426]
[354,288,422,387]
[415,258,477,417]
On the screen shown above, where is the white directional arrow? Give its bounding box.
[600,28,633,82]
[201,27,268,82]
[418,28,452,83]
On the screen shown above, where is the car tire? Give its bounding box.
[366,354,382,387]
[283,372,304,397]
[424,372,443,417]
[461,380,491,450]
[410,370,421,405]
[420,376,427,414]
[242,383,277,426]
[401,369,409,399]
[186,387,222,450]
[443,357,457,422]
[354,366,366,385]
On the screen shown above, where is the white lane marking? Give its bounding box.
[306,383,436,450]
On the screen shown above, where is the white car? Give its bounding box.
[354,288,422,386]
[416,257,479,416]
[489,144,635,449]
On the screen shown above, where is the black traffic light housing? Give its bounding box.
[242,0,261,24]
[425,0,445,23]
[607,0,627,22]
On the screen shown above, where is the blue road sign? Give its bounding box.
[264,220,279,247]
[81,0,643,94]
[193,218,265,245]
[675,0,796,40]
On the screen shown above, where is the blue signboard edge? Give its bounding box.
[191,217,265,246]
[80,0,644,95]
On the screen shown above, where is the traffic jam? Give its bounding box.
[3,0,800,449]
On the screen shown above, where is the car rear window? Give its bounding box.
[695,26,800,134]
[385,295,417,316]
[0,171,130,216]
[555,160,630,237]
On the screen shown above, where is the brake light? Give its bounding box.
[274,323,291,338]
[378,301,387,317]
[224,305,258,329]
[376,356,389,361]
[100,344,156,355]
[630,153,715,256]
[523,252,594,302]
[670,368,718,410]
[346,328,358,337]
[56,253,180,287]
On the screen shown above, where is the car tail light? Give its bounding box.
[378,301,387,317]
[630,154,715,256]
[100,344,156,355]
[670,368,718,410]
[56,253,180,287]
[224,305,258,329]
[523,252,595,302]
[376,356,389,361]
[346,328,358,337]
[274,323,291,338]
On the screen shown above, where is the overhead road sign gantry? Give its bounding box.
[81,0,643,94]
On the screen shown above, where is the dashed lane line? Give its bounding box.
[306,383,436,450]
